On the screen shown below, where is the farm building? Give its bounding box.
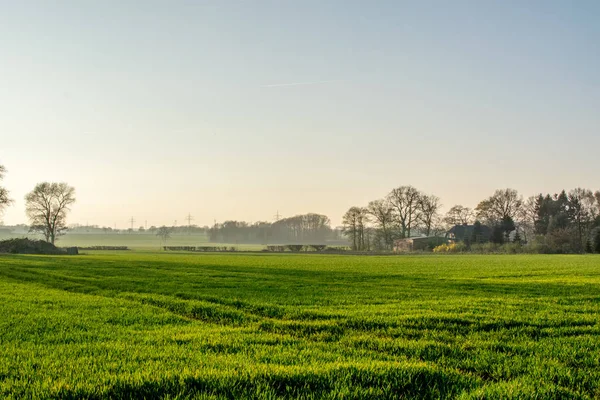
[446,224,492,242]
[394,236,446,252]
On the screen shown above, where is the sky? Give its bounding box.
[1,0,599,228]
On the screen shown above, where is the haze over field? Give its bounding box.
[1,1,599,227]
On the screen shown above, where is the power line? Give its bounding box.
[128,217,136,230]
[185,213,194,234]
[186,213,194,226]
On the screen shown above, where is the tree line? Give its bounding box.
[67,224,208,235]
[2,163,599,252]
[1,165,344,246]
[342,186,443,251]
[342,186,600,253]
[209,213,344,244]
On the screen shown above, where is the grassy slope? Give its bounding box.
[0,253,599,399]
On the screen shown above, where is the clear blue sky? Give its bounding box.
[1,1,599,227]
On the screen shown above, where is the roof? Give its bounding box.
[447,224,491,237]
[395,236,445,242]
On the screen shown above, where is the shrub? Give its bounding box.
[77,246,129,251]
[433,243,448,253]
[522,235,552,254]
[546,227,580,254]
[433,242,467,253]
[286,245,304,252]
[426,237,448,251]
[453,242,468,252]
[323,246,351,252]
[500,242,523,254]
[470,242,501,254]
[266,246,286,252]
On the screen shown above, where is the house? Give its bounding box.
[446,224,491,243]
[394,236,446,252]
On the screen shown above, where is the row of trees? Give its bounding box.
[528,190,599,252]
[0,165,76,245]
[1,164,342,246]
[67,224,209,235]
[209,213,344,244]
[2,163,599,252]
[343,186,442,251]
[470,188,600,252]
[342,186,600,253]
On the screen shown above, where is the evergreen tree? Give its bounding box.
[593,228,600,254]
[547,213,569,233]
[555,190,569,214]
[491,225,505,244]
[514,230,522,245]
[534,194,553,234]
[501,216,516,241]
[463,234,471,249]
[471,220,483,244]
[585,238,593,253]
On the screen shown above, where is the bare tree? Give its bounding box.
[475,189,523,225]
[0,165,13,219]
[429,220,448,237]
[419,194,441,236]
[443,205,474,227]
[515,196,537,242]
[342,206,369,251]
[592,190,600,219]
[568,188,595,250]
[388,186,422,238]
[366,199,394,250]
[25,182,76,244]
[270,213,331,244]
[157,226,172,245]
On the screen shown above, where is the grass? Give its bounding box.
[1,252,599,399]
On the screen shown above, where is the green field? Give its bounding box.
[56,233,209,248]
[0,233,266,250]
[1,253,599,399]
[0,233,208,248]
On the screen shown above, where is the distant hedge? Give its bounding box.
[163,246,234,252]
[77,246,129,251]
[0,238,65,255]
